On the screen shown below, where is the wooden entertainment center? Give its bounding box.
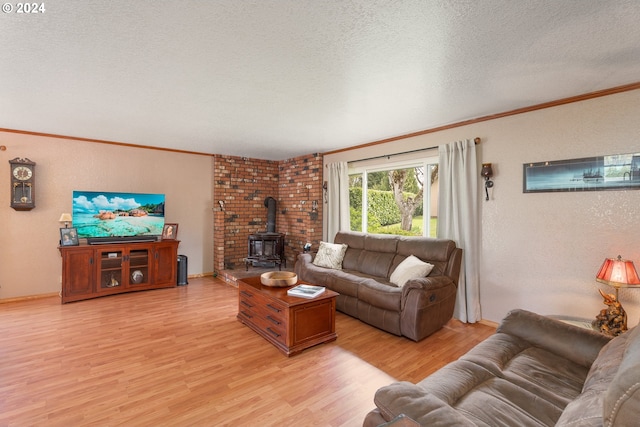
[59,240,179,303]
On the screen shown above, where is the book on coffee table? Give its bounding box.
[287,284,325,299]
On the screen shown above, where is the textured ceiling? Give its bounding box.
[2,0,640,160]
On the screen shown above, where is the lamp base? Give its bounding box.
[593,288,628,336]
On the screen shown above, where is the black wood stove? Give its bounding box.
[245,197,286,270]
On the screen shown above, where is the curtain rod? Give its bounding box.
[347,137,481,165]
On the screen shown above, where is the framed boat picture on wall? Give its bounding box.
[523,152,640,193]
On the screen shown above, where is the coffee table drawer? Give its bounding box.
[250,314,286,344]
[240,288,286,320]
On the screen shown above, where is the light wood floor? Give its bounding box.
[0,276,495,427]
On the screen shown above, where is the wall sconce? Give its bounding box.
[480,163,494,201]
[323,181,328,204]
[58,213,72,228]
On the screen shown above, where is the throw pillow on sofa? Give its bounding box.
[313,241,348,270]
[390,255,434,287]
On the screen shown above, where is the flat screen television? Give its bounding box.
[72,191,165,243]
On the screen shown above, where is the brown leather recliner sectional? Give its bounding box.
[294,231,462,341]
[364,309,640,426]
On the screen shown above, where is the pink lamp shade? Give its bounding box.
[596,255,640,288]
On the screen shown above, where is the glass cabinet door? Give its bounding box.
[128,248,150,287]
[98,249,123,291]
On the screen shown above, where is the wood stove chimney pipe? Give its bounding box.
[264,197,277,233]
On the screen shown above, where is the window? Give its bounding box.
[349,157,439,237]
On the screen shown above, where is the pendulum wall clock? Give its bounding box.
[9,157,36,211]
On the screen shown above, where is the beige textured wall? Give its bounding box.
[0,132,214,300]
[325,89,640,325]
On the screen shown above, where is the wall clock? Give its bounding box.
[9,157,36,211]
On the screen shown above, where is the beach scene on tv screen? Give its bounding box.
[72,191,165,238]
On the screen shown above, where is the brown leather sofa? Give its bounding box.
[364,309,640,426]
[294,231,462,341]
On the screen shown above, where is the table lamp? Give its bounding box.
[58,213,72,228]
[593,255,640,335]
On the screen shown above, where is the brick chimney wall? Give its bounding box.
[213,153,323,273]
[278,153,323,266]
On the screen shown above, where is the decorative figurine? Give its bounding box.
[107,273,120,288]
[592,288,627,336]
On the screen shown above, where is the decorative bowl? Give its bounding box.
[131,270,144,284]
[260,271,298,287]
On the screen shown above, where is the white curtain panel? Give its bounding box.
[438,139,481,323]
[325,162,350,242]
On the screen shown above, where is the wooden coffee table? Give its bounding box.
[237,276,338,356]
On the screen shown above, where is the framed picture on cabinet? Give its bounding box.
[162,223,178,240]
[60,227,79,246]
